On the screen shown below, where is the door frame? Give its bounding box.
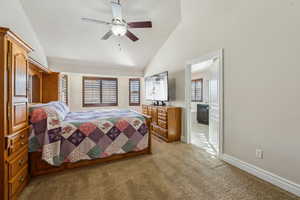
[184,49,224,156]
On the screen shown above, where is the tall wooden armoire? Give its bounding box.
[0,27,32,200]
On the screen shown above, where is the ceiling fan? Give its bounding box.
[81,0,152,42]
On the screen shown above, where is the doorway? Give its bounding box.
[185,49,224,157]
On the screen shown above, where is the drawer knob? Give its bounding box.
[21,142,25,145]
[19,159,24,166]
[19,176,25,183]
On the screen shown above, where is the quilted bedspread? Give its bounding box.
[29,105,149,166]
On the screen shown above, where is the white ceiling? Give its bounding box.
[20,0,181,74]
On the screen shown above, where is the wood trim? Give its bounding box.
[191,78,203,102]
[28,57,52,74]
[0,26,7,200]
[129,78,141,106]
[0,27,33,52]
[30,148,150,177]
[82,76,118,107]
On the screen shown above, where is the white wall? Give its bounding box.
[0,0,48,67]
[65,73,144,113]
[145,0,300,187]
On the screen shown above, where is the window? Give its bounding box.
[129,78,141,106]
[191,79,203,102]
[60,75,68,105]
[83,77,118,107]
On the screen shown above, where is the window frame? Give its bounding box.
[129,78,141,106]
[82,76,118,107]
[191,78,203,102]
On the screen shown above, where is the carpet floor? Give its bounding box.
[19,138,299,200]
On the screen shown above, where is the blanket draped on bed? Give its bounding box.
[29,105,149,166]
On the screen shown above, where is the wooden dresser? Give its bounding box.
[142,105,182,142]
[0,27,32,200]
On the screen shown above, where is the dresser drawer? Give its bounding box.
[152,125,159,134]
[7,128,28,157]
[9,165,28,198]
[148,108,152,115]
[158,127,167,138]
[158,108,167,114]
[153,125,167,138]
[158,114,167,121]
[158,120,167,129]
[8,149,28,179]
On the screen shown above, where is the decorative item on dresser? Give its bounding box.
[0,27,32,200]
[142,105,182,142]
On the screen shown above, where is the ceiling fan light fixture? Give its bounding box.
[111,24,127,36]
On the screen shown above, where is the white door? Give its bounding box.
[208,58,220,152]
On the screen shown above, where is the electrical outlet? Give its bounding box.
[256,149,263,159]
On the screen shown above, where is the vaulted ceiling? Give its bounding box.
[20,0,181,75]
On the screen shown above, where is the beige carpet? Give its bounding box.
[20,138,299,200]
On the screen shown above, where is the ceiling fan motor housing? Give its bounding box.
[111,18,127,36]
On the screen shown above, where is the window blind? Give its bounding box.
[60,75,68,105]
[191,79,203,102]
[129,78,140,106]
[83,77,118,107]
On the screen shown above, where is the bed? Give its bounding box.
[29,102,152,176]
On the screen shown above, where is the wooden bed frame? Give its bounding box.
[29,115,152,177]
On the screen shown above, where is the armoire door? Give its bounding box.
[7,40,29,135]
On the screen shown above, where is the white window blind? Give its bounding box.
[83,77,118,107]
[191,79,203,102]
[129,79,140,106]
[60,75,68,105]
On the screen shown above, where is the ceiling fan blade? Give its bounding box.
[126,31,139,42]
[101,30,113,40]
[128,21,152,28]
[81,17,111,25]
[111,2,122,21]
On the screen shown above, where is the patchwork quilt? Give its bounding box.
[29,103,149,166]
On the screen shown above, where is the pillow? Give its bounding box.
[29,103,62,124]
[48,101,70,120]
[30,102,70,121]
[59,102,70,114]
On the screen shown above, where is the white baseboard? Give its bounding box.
[181,136,187,143]
[221,154,300,197]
